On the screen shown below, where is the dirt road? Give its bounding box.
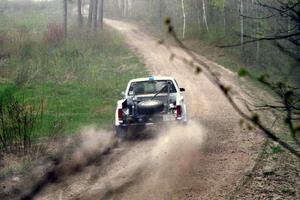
[36,20,262,200]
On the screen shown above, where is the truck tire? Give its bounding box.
[137,100,164,115]
[116,126,128,138]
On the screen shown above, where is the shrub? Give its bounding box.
[42,23,64,45]
[0,89,44,155]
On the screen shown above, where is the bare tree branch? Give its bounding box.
[217,32,300,48]
[164,19,300,159]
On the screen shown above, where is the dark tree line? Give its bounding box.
[63,0,105,37]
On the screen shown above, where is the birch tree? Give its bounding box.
[202,0,209,33]
[181,0,186,39]
[255,2,260,62]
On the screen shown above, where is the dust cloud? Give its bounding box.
[86,121,207,199]
[151,121,206,177]
[72,127,116,166]
[139,121,207,197]
[27,123,206,199]
[22,127,117,200]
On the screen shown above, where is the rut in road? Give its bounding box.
[35,20,262,200]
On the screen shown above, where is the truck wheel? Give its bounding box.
[116,126,128,138]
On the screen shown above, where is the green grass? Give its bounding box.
[0,2,147,140]
[3,30,146,138]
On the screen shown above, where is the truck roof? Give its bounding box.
[129,76,175,83]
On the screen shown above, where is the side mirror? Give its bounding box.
[121,91,125,97]
[180,88,185,92]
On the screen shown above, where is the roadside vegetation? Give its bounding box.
[0,1,146,158]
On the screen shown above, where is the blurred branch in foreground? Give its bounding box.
[163,18,300,159]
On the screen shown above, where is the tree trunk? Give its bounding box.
[124,0,127,17]
[159,0,162,31]
[77,0,83,27]
[98,0,104,29]
[127,0,132,17]
[93,0,98,29]
[64,0,67,38]
[181,0,186,39]
[255,3,260,62]
[88,0,94,27]
[196,0,201,33]
[240,0,244,51]
[223,0,226,33]
[197,9,201,32]
[202,0,209,33]
[118,0,122,17]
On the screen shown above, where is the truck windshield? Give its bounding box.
[128,80,177,95]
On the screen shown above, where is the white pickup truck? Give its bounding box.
[115,76,187,137]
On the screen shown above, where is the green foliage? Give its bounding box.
[0,2,147,141]
[271,145,284,154]
[164,17,171,25]
[209,0,226,11]
[238,68,248,77]
[0,90,43,154]
[0,29,147,138]
[257,74,269,84]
